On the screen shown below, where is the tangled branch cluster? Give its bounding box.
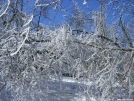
[0,0,134,101]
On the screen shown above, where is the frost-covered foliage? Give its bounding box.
[0,21,134,101]
[0,0,134,101]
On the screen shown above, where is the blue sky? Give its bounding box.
[23,0,120,27]
[49,0,117,26]
[27,0,101,26]
[54,0,100,24]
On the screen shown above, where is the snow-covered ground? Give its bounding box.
[0,76,97,101]
[0,76,134,101]
[43,76,97,101]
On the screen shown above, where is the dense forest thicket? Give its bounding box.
[0,0,134,101]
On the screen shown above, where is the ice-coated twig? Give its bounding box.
[35,0,60,7]
[0,0,10,17]
[10,27,29,56]
[23,15,33,28]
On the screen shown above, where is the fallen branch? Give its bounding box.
[74,40,134,52]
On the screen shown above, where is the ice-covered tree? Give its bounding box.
[0,0,134,101]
